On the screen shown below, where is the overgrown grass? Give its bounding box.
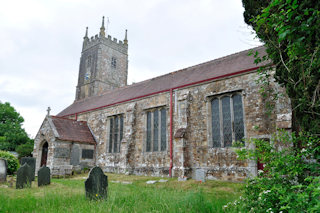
[0,173,242,212]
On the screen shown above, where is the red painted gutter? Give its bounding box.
[61,66,260,118]
[169,88,173,177]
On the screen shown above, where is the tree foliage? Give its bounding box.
[15,140,34,158]
[0,102,32,152]
[242,0,320,135]
[226,131,320,212]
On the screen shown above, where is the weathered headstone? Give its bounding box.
[16,163,33,189]
[195,168,206,182]
[0,158,7,182]
[21,157,36,181]
[85,167,108,200]
[38,166,51,187]
[70,144,80,166]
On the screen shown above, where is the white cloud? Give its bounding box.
[0,0,261,138]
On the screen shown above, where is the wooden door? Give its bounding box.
[41,142,48,167]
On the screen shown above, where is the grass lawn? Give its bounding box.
[0,173,242,213]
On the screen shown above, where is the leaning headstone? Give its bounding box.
[21,157,36,181]
[85,167,108,200]
[0,158,7,182]
[70,144,80,166]
[195,168,206,182]
[38,166,51,187]
[16,163,33,189]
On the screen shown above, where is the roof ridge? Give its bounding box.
[59,45,267,117]
[72,45,264,104]
[51,115,87,123]
[125,45,264,87]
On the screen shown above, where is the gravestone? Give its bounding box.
[0,158,7,182]
[85,167,108,200]
[195,168,206,182]
[16,163,33,189]
[21,157,36,181]
[38,166,51,187]
[70,144,80,166]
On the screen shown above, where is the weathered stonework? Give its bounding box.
[72,70,291,181]
[33,116,96,176]
[33,20,292,182]
[76,20,128,100]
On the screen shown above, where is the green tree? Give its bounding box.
[16,139,34,158]
[0,102,31,152]
[242,0,320,135]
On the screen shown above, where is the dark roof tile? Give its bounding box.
[58,46,267,116]
[51,116,96,144]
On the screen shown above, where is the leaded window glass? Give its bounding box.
[160,108,167,151]
[146,111,152,152]
[211,98,221,147]
[114,116,119,153]
[210,93,245,147]
[222,96,232,147]
[146,107,167,152]
[233,94,245,142]
[153,110,159,151]
[109,118,113,153]
[108,114,124,153]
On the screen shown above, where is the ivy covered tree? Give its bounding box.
[0,101,33,153]
[242,0,320,135]
[226,1,320,211]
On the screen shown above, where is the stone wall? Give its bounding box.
[72,70,291,181]
[76,34,128,100]
[33,117,95,175]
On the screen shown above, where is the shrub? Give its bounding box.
[225,131,320,212]
[16,140,34,158]
[0,150,20,174]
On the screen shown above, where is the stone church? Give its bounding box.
[33,18,291,181]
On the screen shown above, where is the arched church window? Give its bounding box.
[146,107,167,152]
[108,114,124,153]
[209,92,245,147]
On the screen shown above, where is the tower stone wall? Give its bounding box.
[76,18,128,100]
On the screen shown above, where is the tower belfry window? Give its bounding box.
[111,57,117,69]
[87,56,92,67]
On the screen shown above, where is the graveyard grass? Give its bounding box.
[0,173,242,213]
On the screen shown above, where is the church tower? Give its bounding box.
[76,17,128,100]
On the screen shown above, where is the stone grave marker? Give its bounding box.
[0,158,7,182]
[38,166,51,187]
[195,168,206,182]
[85,167,108,200]
[21,157,36,181]
[70,144,80,166]
[16,163,33,189]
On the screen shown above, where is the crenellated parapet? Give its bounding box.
[82,16,128,54]
[83,34,128,54]
[76,16,129,101]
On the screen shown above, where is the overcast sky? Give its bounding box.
[0,0,261,138]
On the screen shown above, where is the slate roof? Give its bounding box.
[58,45,267,117]
[51,116,96,144]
